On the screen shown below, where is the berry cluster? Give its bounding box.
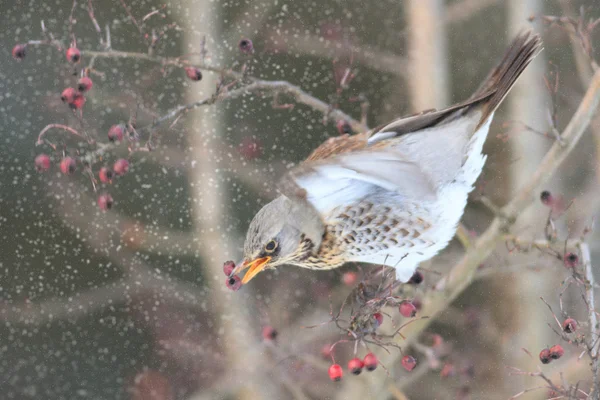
[223,261,242,291]
[327,352,381,381]
[539,345,564,364]
[22,33,257,216]
[35,149,130,211]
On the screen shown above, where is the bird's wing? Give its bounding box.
[278,149,435,215]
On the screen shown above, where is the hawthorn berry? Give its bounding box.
[61,87,78,104]
[239,136,262,160]
[223,260,236,276]
[408,270,424,285]
[336,120,352,135]
[66,93,86,109]
[342,271,358,286]
[12,44,26,60]
[34,154,51,172]
[348,357,364,375]
[430,334,444,348]
[401,355,417,372]
[549,345,564,360]
[60,157,76,175]
[373,312,383,327]
[108,125,125,142]
[97,194,113,211]
[412,297,423,311]
[562,318,577,334]
[399,301,417,318]
[239,38,254,54]
[77,76,93,92]
[226,275,242,291]
[540,190,552,206]
[98,167,113,184]
[66,47,81,63]
[328,364,343,381]
[440,363,455,378]
[262,326,278,341]
[113,159,129,176]
[184,67,203,82]
[363,353,378,371]
[564,252,579,268]
[320,344,333,359]
[539,348,551,364]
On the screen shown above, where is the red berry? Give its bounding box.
[328,364,343,381]
[430,334,444,348]
[239,38,254,54]
[549,345,564,360]
[401,355,417,372]
[113,159,129,176]
[342,271,358,286]
[399,301,417,318]
[239,136,262,160]
[562,318,577,333]
[564,252,579,268]
[66,47,81,63]
[69,93,86,109]
[223,260,236,276]
[60,157,76,175]
[336,120,352,135]
[98,167,113,183]
[97,194,113,211]
[262,326,278,341]
[320,344,333,359]
[540,190,552,205]
[131,370,173,400]
[108,125,125,142]
[412,297,423,311]
[34,154,51,172]
[440,363,455,378]
[373,312,383,327]
[184,67,203,81]
[77,76,93,92]
[12,44,26,60]
[226,275,242,291]
[61,87,78,104]
[408,270,424,284]
[348,357,364,375]
[363,353,378,371]
[539,348,551,364]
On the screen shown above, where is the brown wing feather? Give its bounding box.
[305,132,369,161]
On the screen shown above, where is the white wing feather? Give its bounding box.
[281,150,436,215]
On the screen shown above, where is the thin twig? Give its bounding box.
[36,123,92,145]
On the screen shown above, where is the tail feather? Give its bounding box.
[369,30,542,140]
[472,30,543,127]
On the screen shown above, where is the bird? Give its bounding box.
[231,31,542,285]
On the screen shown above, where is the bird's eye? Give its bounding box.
[265,240,277,253]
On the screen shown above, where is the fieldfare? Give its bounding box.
[233,31,542,284]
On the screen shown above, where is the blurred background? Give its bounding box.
[1,0,599,399]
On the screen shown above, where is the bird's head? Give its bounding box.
[234,196,324,284]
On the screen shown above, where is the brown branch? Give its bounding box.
[79,79,367,165]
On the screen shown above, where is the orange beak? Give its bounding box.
[235,257,271,284]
